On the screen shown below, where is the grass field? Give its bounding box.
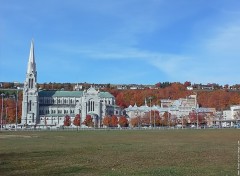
[0,129,239,176]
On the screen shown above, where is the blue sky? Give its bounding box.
[0,0,240,85]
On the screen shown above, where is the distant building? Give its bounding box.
[125,95,216,127]
[125,95,198,120]
[21,41,120,128]
[186,86,193,90]
[73,83,83,91]
[221,105,240,127]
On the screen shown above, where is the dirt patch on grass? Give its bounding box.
[0,135,33,139]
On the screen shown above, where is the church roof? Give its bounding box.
[98,92,114,98]
[39,90,114,98]
[39,90,83,97]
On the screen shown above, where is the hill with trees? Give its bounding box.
[1,81,240,124]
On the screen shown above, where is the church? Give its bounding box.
[21,41,120,128]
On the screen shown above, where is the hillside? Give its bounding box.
[1,82,240,124]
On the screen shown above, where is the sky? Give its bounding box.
[0,0,240,85]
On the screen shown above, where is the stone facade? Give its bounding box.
[21,41,120,127]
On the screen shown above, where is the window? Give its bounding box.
[29,100,32,111]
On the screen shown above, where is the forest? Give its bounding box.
[107,82,240,110]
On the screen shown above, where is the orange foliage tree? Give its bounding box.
[111,115,118,127]
[102,115,118,127]
[118,116,128,127]
[1,95,22,124]
[102,115,111,127]
[130,117,139,127]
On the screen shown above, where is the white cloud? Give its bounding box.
[204,24,240,56]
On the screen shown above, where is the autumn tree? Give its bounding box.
[130,117,140,127]
[103,115,119,127]
[118,116,128,127]
[73,114,81,127]
[83,115,94,127]
[142,113,150,126]
[152,110,161,127]
[184,81,191,87]
[162,111,171,126]
[102,115,111,127]
[64,115,71,126]
[198,112,207,125]
[111,115,118,127]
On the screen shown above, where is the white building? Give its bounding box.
[21,41,121,128]
[125,95,216,126]
[221,105,240,127]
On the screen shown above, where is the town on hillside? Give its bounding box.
[1,81,240,130]
[0,41,240,130]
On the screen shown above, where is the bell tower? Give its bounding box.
[21,40,39,126]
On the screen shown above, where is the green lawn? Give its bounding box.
[0,129,239,176]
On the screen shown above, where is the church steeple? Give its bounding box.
[22,40,39,126]
[25,40,37,90]
[27,40,36,74]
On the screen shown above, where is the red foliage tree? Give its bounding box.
[73,114,81,126]
[64,115,71,126]
[83,115,94,127]
[189,111,197,124]
[162,111,171,126]
[184,81,191,87]
[141,113,150,126]
[189,111,207,125]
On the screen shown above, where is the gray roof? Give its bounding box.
[39,90,83,97]
[39,90,114,98]
[98,92,114,98]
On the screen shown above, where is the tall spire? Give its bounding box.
[27,40,36,74]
